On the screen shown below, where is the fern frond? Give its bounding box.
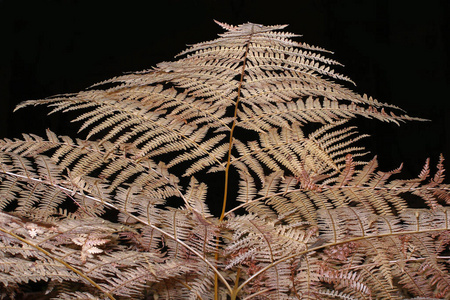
[3,21,449,299]
[16,20,421,188]
[232,121,367,186]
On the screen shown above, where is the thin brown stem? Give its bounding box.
[220,42,250,222]
[215,40,251,300]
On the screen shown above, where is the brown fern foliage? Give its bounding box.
[1,21,449,299]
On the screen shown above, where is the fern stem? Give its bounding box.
[216,41,251,300]
[0,226,116,300]
[173,279,203,300]
[220,41,250,222]
[242,288,272,300]
[229,268,245,300]
[234,267,242,290]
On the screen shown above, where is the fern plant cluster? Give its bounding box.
[0,21,449,299]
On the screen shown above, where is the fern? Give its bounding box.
[1,21,449,299]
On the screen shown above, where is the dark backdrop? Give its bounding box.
[1,0,449,178]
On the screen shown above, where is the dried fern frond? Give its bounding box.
[1,21,449,299]
[16,20,421,180]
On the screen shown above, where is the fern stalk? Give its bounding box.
[220,41,251,221]
[215,40,251,300]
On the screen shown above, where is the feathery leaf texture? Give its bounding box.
[1,21,448,299]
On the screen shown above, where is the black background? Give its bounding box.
[1,0,449,179]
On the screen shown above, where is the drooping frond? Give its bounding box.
[0,131,181,221]
[227,155,450,228]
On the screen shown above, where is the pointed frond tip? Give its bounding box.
[214,20,289,33]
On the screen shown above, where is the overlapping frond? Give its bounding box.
[225,213,317,298]
[314,207,450,299]
[228,153,450,231]
[232,121,368,189]
[0,131,181,220]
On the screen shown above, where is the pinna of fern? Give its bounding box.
[0,20,449,299]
